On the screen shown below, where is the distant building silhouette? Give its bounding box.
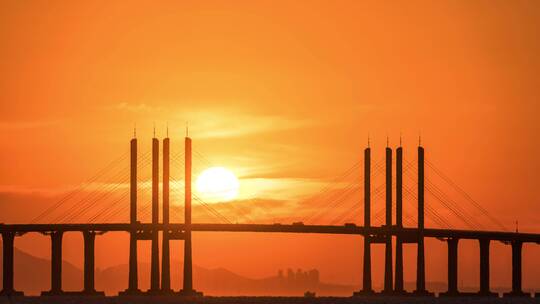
[278,268,320,290]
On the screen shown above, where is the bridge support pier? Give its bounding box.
[504,241,528,297]
[412,237,432,296]
[394,238,404,294]
[478,239,496,296]
[148,230,161,294]
[120,232,142,295]
[441,238,459,297]
[362,236,373,293]
[383,235,393,293]
[353,236,374,295]
[0,232,23,296]
[161,232,171,292]
[83,231,104,295]
[177,231,203,296]
[42,231,64,295]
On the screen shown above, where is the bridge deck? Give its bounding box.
[1,223,539,243]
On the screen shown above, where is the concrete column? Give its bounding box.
[362,237,372,293]
[510,241,524,295]
[394,147,404,293]
[503,240,528,297]
[46,231,63,295]
[130,138,137,224]
[161,137,171,292]
[414,146,427,294]
[83,231,96,293]
[364,148,371,229]
[179,137,202,296]
[417,146,425,230]
[1,232,21,296]
[479,239,492,295]
[383,147,393,293]
[150,138,160,292]
[445,238,459,295]
[512,241,522,293]
[395,147,403,228]
[127,232,139,293]
[126,138,139,294]
[182,136,194,293]
[361,148,373,294]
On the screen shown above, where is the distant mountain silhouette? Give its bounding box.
[2,245,502,296]
[96,262,356,296]
[0,245,355,296]
[0,246,82,294]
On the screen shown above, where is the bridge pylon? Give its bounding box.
[148,138,161,293]
[413,146,432,296]
[382,147,393,294]
[161,137,173,293]
[120,137,142,295]
[177,136,203,297]
[394,146,406,295]
[353,147,374,296]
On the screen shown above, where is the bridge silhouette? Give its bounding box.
[1,136,539,298]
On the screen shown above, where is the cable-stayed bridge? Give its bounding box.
[0,136,538,298]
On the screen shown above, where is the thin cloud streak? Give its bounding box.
[109,102,312,139]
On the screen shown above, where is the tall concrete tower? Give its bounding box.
[161,137,171,292]
[149,138,160,292]
[414,145,429,295]
[125,137,140,294]
[179,136,202,296]
[394,146,404,293]
[361,147,373,293]
[383,147,393,293]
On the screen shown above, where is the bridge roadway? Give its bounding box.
[1,223,540,243]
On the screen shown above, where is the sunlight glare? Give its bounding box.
[196,167,239,202]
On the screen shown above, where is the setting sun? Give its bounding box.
[196,167,239,202]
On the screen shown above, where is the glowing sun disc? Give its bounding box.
[196,167,239,202]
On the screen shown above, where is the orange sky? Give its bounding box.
[1,0,540,292]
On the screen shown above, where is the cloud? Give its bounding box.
[236,177,327,202]
[109,102,310,138]
[111,102,163,113]
[182,110,309,139]
[0,185,64,197]
[184,198,293,224]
